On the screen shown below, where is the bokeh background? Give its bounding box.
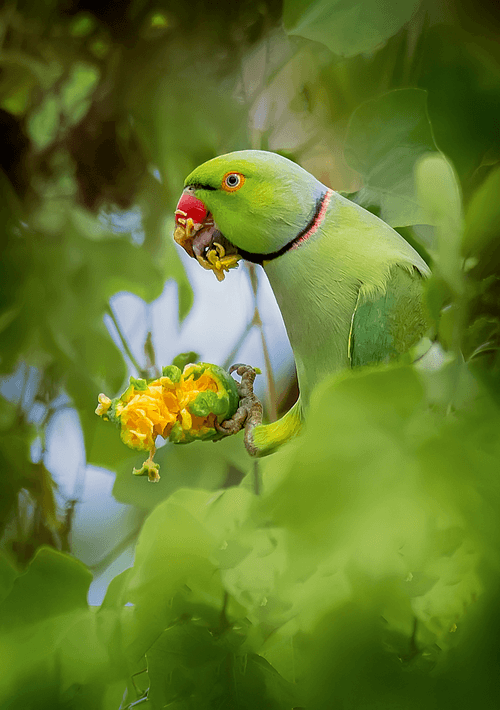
[1,0,500,708]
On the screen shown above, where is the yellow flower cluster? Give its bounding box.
[97,369,220,452]
[116,381,177,450]
[95,362,241,482]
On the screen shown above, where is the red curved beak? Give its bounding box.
[175,192,208,227]
[174,191,209,257]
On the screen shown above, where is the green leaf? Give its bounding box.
[0,394,17,432]
[70,13,96,37]
[344,89,439,228]
[0,546,128,709]
[219,527,288,615]
[0,546,91,631]
[284,0,421,58]
[60,62,99,124]
[138,175,194,321]
[463,165,500,273]
[112,433,251,510]
[120,486,260,662]
[171,351,199,371]
[130,64,244,200]
[127,491,217,598]
[147,622,299,710]
[82,237,167,306]
[146,624,226,709]
[262,366,425,543]
[99,568,132,610]
[28,93,59,149]
[415,153,464,295]
[0,553,17,604]
[0,60,37,115]
[78,397,133,472]
[123,491,222,660]
[418,26,500,181]
[258,364,499,649]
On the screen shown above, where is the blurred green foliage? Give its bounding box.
[1,0,500,708]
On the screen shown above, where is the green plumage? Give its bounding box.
[351,266,428,367]
[182,150,430,455]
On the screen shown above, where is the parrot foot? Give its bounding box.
[216,364,263,457]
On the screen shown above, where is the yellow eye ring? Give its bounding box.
[222,172,245,192]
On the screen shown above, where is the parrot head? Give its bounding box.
[174,150,327,280]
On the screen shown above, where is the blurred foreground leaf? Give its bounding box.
[0,546,90,631]
[113,432,252,510]
[415,153,463,295]
[344,89,439,228]
[463,166,500,274]
[261,366,499,643]
[148,623,298,710]
[284,0,421,58]
[0,547,131,709]
[418,26,500,184]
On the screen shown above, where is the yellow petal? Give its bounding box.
[95,393,112,417]
[180,408,192,430]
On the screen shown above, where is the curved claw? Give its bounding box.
[215,364,263,457]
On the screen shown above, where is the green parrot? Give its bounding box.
[174,150,430,456]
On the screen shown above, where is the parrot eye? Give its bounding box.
[222,172,245,192]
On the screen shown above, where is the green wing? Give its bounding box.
[350,265,429,368]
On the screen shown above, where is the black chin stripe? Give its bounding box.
[236,191,328,266]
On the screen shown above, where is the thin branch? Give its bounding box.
[71,462,87,504]
[218,591,230,633]
[255,309,277,422]
[144,331,160,378]
[59,498,78,552]
[253,460,260,496]
[223,320,255,372]
[247,265,277,422]
[106,302,148,378]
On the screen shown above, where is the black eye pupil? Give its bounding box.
[227,174,239,186]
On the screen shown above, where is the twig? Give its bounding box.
[106,302,148,378]
[255,309,277,422]
[222,320,254,372]
[253,460,260,496]
[218,591,230,633]
[247,265,277,422]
